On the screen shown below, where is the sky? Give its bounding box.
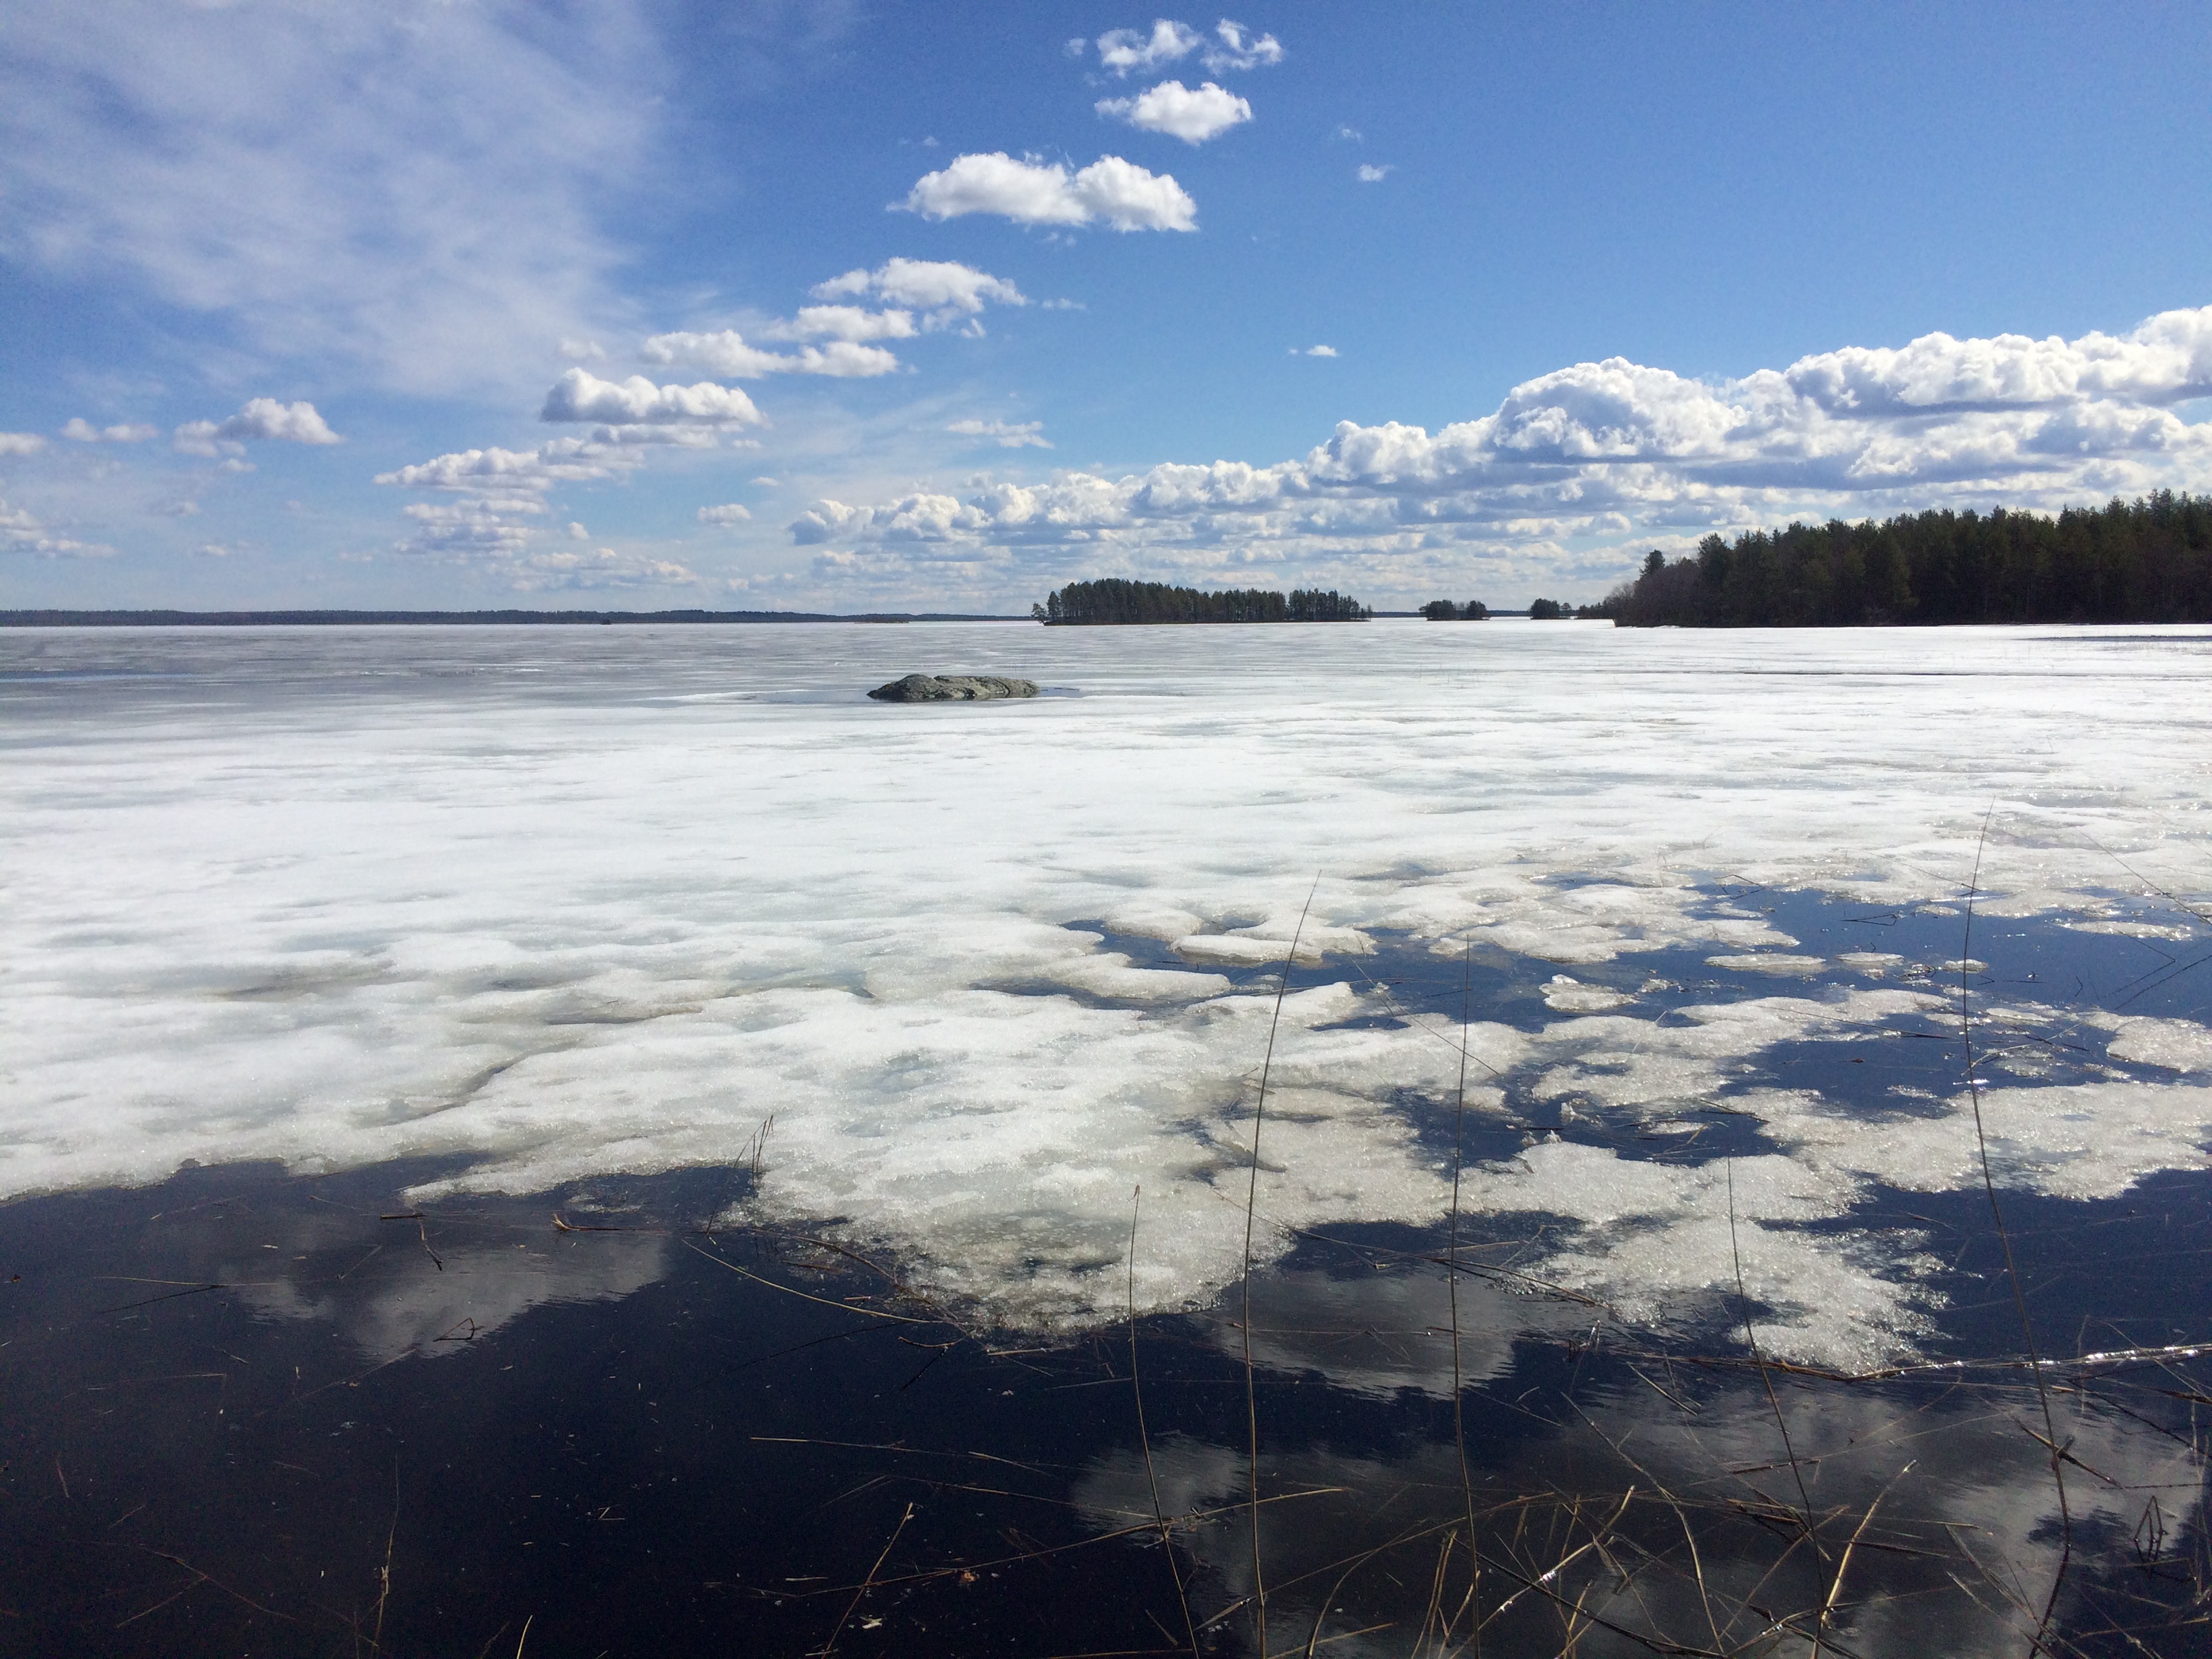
[2,0,2209,614]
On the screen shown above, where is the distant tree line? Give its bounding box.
[1593,493,2212,627]
[1034,579,1371,624]
[1421,600,1491,620]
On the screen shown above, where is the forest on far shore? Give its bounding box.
[1594,492,2212,626]
[1034,579,1370,624]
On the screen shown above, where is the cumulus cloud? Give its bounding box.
[696,503,752,525]
[1,495,113,558]
[1202,18,1283,70]
[756,305,917,343]
[786,305,2212,592]
[1097,79,1251,144]
[1356,163,1391,182]
[812,258,1027,327]
[506,546,697,592]
[377,438,624,499]
[60,418,159,443]
[901,153,1197,232]
[636,331,899,379]
[173,398,342,456]
[947,419,1051,449]
[539,367,764,424]
[375,431,637,571]
[1093,18,1200,75]
[0,432,47,455]
[1300,344,1338,358]
[375,395,760,585]
[1090,18,1280,75]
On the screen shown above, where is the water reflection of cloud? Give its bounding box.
[1073,1365,2207,1658]
[1218,1265,1592,1399]
[241,1234,670,1362]
[151,1200,671,1363]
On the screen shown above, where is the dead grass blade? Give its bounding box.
[818,1500,914,1658]
[1726,1158,1826,1586]
[1960,804,2073,1648]
[1127,1184,1198,1656]
[1240,874,1321,1659]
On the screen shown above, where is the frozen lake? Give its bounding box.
[6,619,2212,1366]
[6,619,2212,1654]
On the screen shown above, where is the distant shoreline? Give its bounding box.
[0,609,1026,628]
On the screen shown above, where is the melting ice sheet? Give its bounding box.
[5,621,2212,1368]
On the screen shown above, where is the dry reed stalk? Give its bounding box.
[1725,1159,1825,1587]
[1126,1185,1198,1656]
[1240,876,1321,1659]
[819,1500,914,1658]
[371,1459,398,1654]
[1448,935,1483,1656]
[1809,1460,1912,1652]
[1959,806,2073,1651]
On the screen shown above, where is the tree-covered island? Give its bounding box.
[1033,579,1371,624]
[1595,493,2212,626]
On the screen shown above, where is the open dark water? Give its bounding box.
[5,891,2212,1658]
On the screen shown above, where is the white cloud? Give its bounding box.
[375,416,748,583]
[60,418,160,443]
[757,305,917,343]
[1097,80,1251,145]
[377,430,664,580]
[558,337,608,362]
[1300,344,1338,358]
[1093,19,1200,75]
[173,397,342,456]
[506,546,697,592]
[811,258,1027,326]
[1333,124,1363,142]
[0,1,674,397]
[0,495,113,558]
[637,331,899,379]
[786,305,2212,592]
[946,419,1051,449]
[584,423,730,448]
[750,475,781,486]
[376,438,626,497]
[901,152,1196,232]
[0,432,49,455]
[1088,18,1281,75]
[1202,18,1282,70]
[539,367,764,425]
[1356,163,1392,183]
[697,503,753,525]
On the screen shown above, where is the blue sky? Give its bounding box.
[3,1,2209,612]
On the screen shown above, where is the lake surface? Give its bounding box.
[4,620,2212,1654]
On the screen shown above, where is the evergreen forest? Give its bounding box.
[1034,579,1371,624]
[1596,493,2212,627]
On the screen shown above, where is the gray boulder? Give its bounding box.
[867,673,1040,703]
